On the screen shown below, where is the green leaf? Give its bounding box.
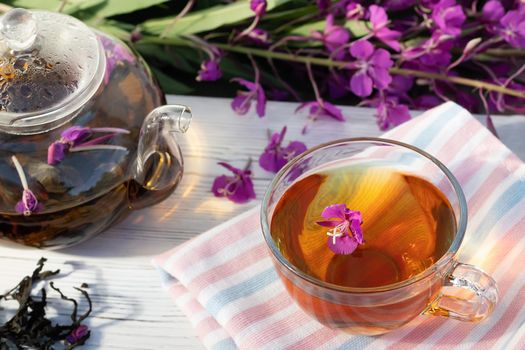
[288,19,369,38]
[91,19,133,40]
[88,0,169,18]
[288,20,324,36]
[136,44,197,74]
[263,5,316,22]
[142,0,293,37]
[3,0,104,13]
[345,20,369,37]
[151,68,194,94]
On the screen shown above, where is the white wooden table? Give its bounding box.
[1,96,525,349]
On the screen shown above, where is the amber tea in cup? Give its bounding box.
[262,138,498,335]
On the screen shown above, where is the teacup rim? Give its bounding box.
[260,137,468,294]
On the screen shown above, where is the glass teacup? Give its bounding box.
[261,138,498,335]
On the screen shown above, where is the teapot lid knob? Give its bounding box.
[0,8,107,134]
[0,8,37,51]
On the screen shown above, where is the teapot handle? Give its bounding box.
[129,105,192,209]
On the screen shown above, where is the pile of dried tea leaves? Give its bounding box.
[0,258,92,349]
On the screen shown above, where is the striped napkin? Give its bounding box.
[154,102,525,349]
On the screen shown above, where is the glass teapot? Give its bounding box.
[0,8,192,249]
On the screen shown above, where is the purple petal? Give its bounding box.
[295,101,317,113]
[369,5,388,28]
[232,78,257,92]
[284,141,307,159]
[350,219,364,244]
[66,325,90,343]
[325,27,350,51]
[211,175,231,198]
[349,40,374,60]
[227,175,256,204]
[231,95,252,115]
[16,189,41,216]
[322,102,346,121]
[47,141,69,165]
[370,48,393,69]
[259,150,283,173]
[328,234,358,255]
[387,103,411,127]
[376,28,401,51]
[256,86,266,117]
[482,0,504,22]
[346,2,364,20]
[247,28,269,45]
[250,0,267,16]
[321,204,347,220]
[369,66,392,90]
[431,1,465,37]
[197,60,222,82]
[350,71,373,97]
[15,200,25,214]
[61,126,92,145]
[317,220,342,227]
[390,75,413,93]
[217,162,242,175]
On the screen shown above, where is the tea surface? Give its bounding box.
[271,164,456,288]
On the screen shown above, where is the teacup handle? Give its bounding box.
[424,262,498,322]
[130,104,192,209]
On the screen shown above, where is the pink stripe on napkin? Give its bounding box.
[154,102,525,349]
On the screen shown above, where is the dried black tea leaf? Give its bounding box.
[0,258,92,349]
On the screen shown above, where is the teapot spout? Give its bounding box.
[130,104,192,209]
[166,105,192,133]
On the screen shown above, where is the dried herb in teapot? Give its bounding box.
[0,258,92,349]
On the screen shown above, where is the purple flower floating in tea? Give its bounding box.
[11,155,43,216]
[259,126,307,173]
[212,161,256,204]
[66,324,90,344]
[48,126,129,165]
[317,204,364,255]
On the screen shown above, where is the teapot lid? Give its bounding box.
[0,8,105,134]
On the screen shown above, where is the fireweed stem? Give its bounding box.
[69,145,128,153]
[215,43,525,99]
[137,36,525,100]
[11,155,28,190]
[160,0,196,38]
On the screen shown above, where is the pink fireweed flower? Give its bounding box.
[311,14,350,59]
[317,204,364,255]
[498,5,525,49]
[250,0,267,17]
[259,126,307,173]
[231,78,266,117]
[346,2,365,20]
[212,161,256,204]
[368,5,402,51]
[348,40,393,97]
[48,126,129,165]
[196,59,222,81]
[66,324,90,344]
[11,155,43,216]
[430,0,466,37]
[298,62,346,134]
